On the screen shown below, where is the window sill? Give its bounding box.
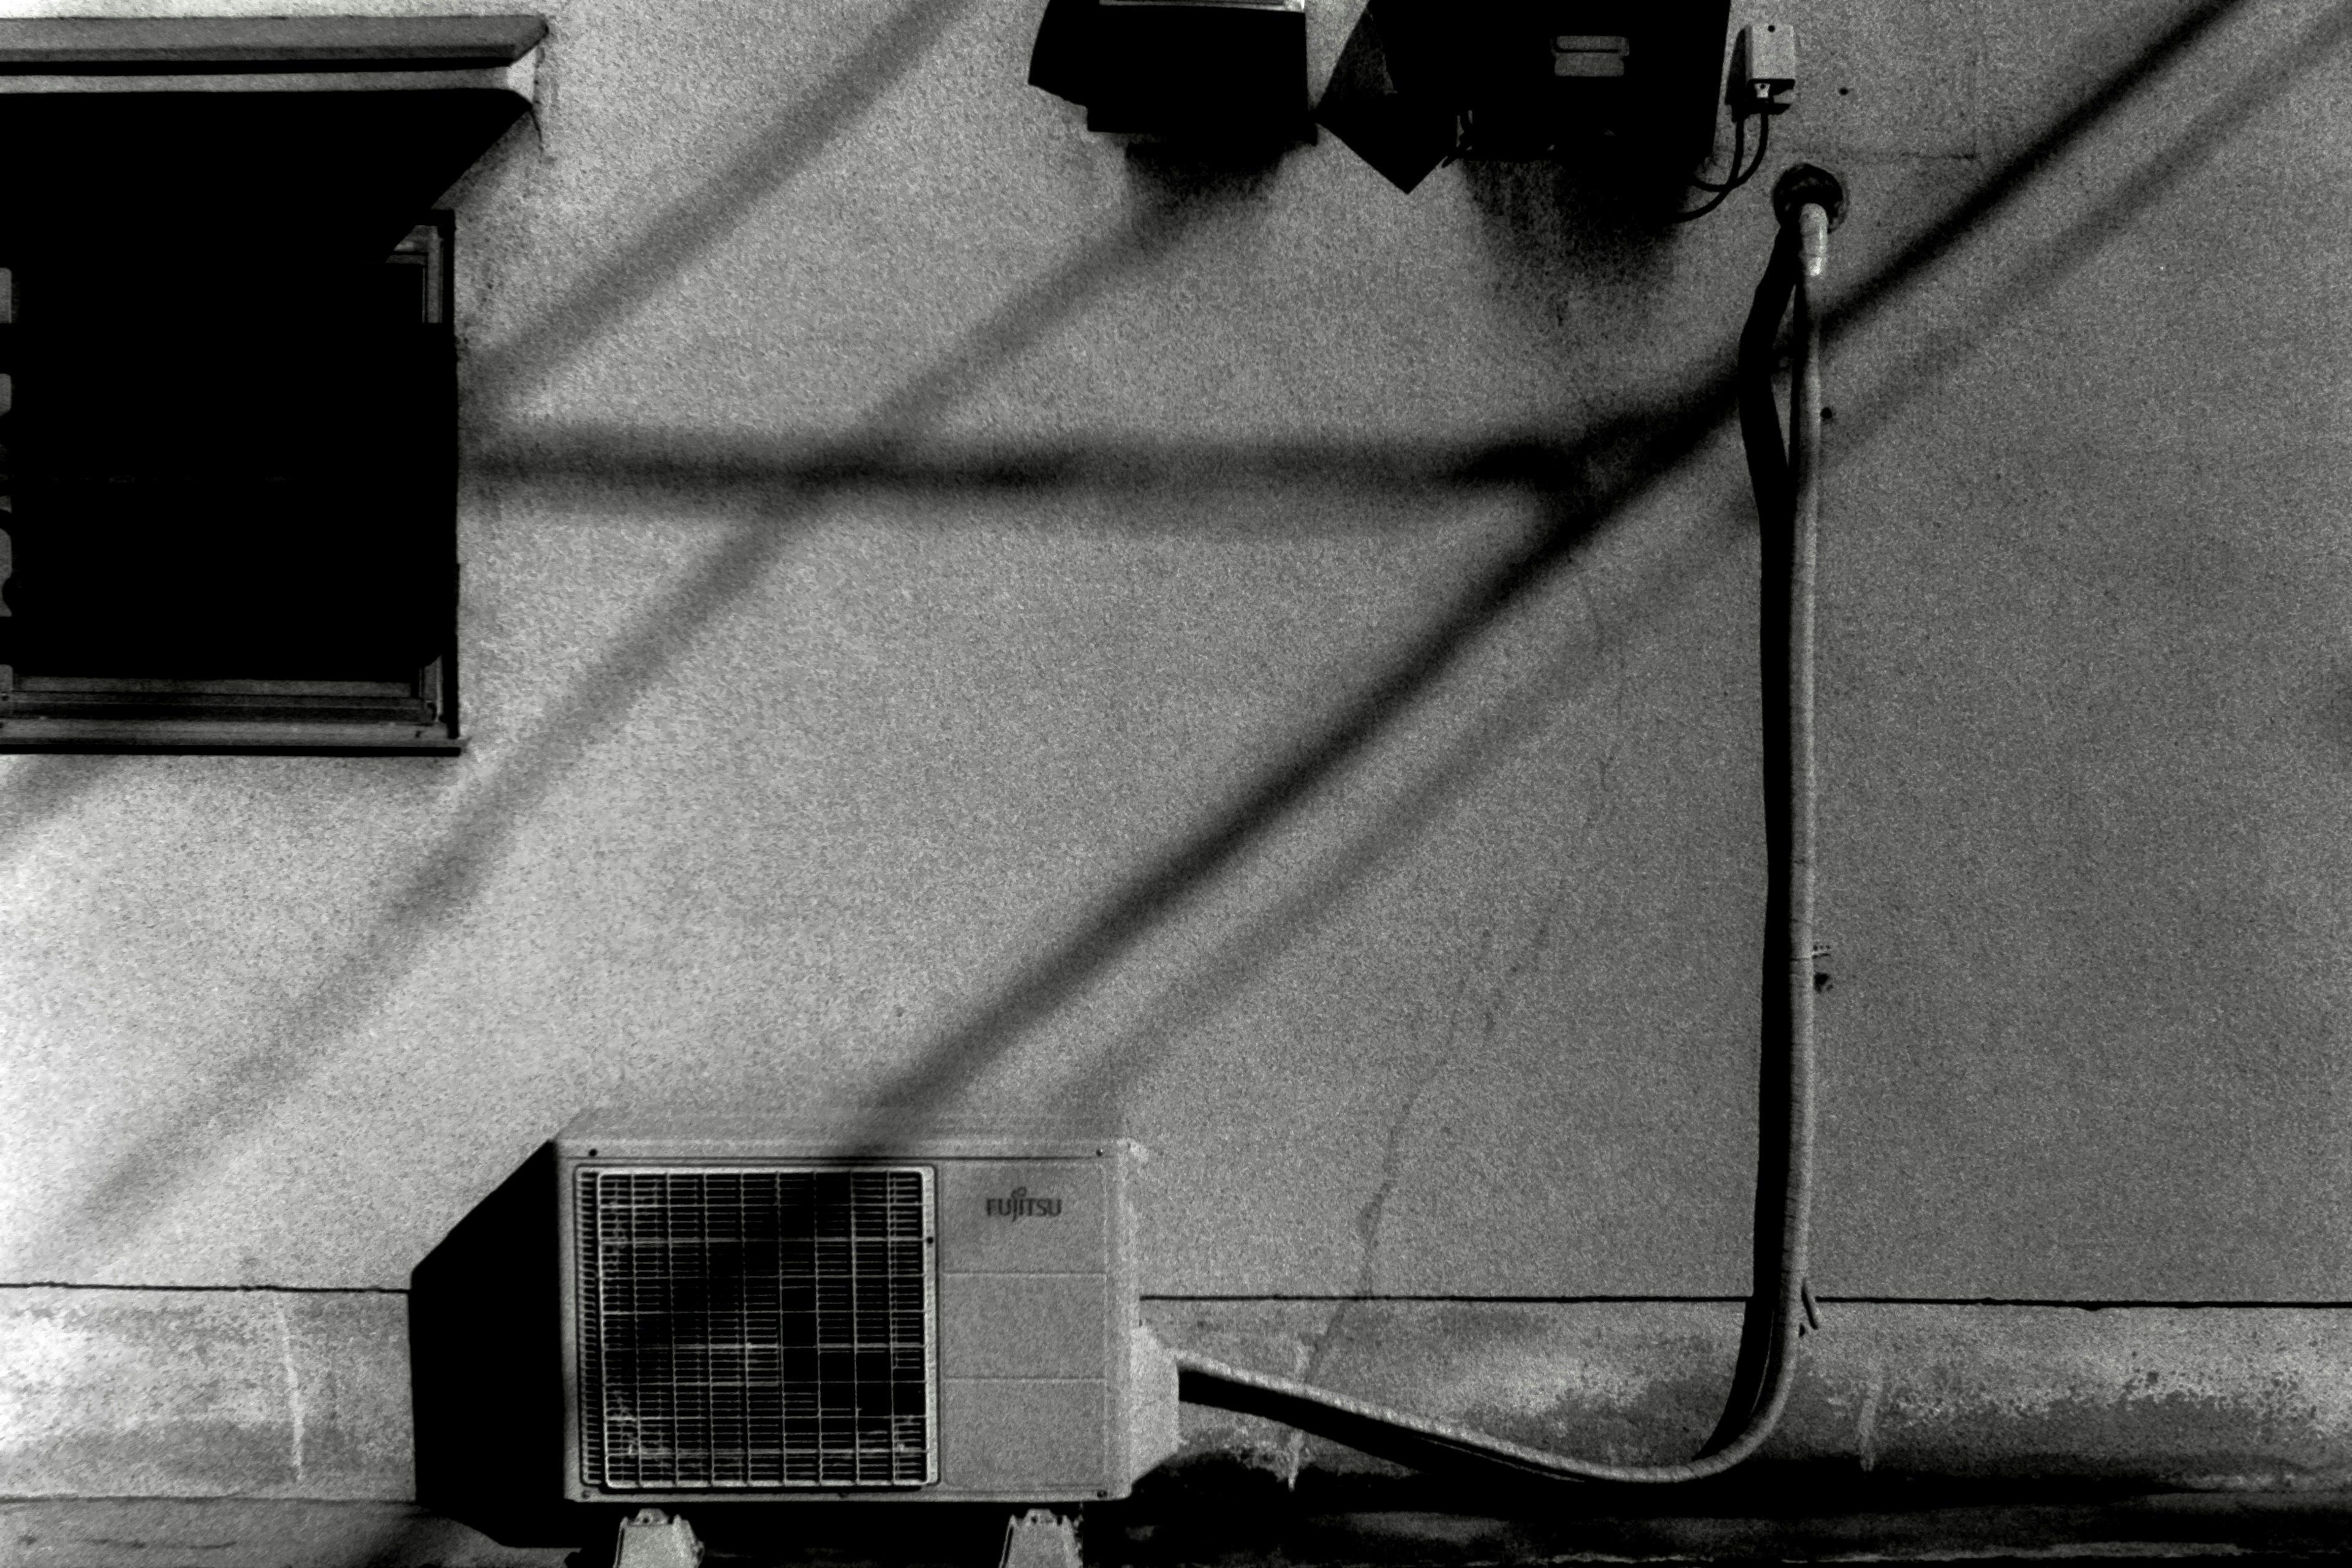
[0,716,461,756]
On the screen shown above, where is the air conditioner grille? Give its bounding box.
[575,1166,937,1490]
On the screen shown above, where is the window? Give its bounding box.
[0,219,458,750]
[0,15,542,753]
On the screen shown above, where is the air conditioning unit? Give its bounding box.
[554,1110,1179,1507]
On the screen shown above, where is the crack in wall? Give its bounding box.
[1286,595,1634,1487]
[1574,576,1630,851]
[1343,575,1629,1311]
[1454,588,1629,1093]
[1484,579,1627,1038]
[1285,927,1496,1486]
[1350,929,1494,1301]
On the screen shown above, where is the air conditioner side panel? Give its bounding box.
[935,1159,1108,1273]
[935,1157,1120,1499]
[938,1378,1109,1493]
[940,1275,1107,1379]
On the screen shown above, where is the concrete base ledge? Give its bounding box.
[1155,1298,2352,1488]
[0,1499,564,1568]
[1121,1483,2352,1562]
[5,1288,2352,1501]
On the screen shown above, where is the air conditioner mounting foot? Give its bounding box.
[1001,1507,1082,1568]
[613,1507,703,1568]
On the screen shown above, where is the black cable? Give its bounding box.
[1687,112,1750,192]
[1670,113,1773,224]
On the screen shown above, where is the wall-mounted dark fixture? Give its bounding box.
[1030,0,1310,147]
[1318,0,1732,192]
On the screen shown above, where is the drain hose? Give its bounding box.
[1171,172,1843,1485]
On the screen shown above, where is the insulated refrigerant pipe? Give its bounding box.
[1171,165,1847,1485]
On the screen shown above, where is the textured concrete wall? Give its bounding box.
[4,0,2351,1499]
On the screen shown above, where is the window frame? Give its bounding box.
[0,213,462,755]
[0,14,541,756]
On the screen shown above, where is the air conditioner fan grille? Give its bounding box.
[575,1165,937,1490]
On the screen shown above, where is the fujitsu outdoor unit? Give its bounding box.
[555,1110,1179,1506]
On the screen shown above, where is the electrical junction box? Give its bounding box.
[556,1110,1178,1505]
[1727,20,1795,115]
[1320,0,1732,190]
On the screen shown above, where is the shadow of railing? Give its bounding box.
[0,753,119,864]
[383,0,2352,1544]
[471,427,1603,514]
[28,0,2341,1295]
[463,0,993,418]
[842,0,2335,1141]
[19,168,1262,1280]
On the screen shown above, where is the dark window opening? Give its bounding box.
[0,214,458,747]
[0,19,541,752]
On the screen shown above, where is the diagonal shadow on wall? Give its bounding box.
[410,4,2334,1493]
[462,0,992,419]
[401,4,2349,1531]
[21,170,1261,1280]
[1828,0,2352,457]
[846,410,1699,1134]
[842,0,2329,1138]
[1043,496,1750,1129]
[473,426,1657,517]
[462,0,2286,526]
[1043,0,2352,1139]
[0,754,118,865]
[22,0,2327,1273]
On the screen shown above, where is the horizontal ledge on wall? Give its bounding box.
[1147,1294,2352,1309]
[11,1286,2352,1307]
[0,722,463,758]
[0,15,546,74]
[0,67,532,94]
[0,1281,413,1295]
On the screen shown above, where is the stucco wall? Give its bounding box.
[4,0,2351,1499]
